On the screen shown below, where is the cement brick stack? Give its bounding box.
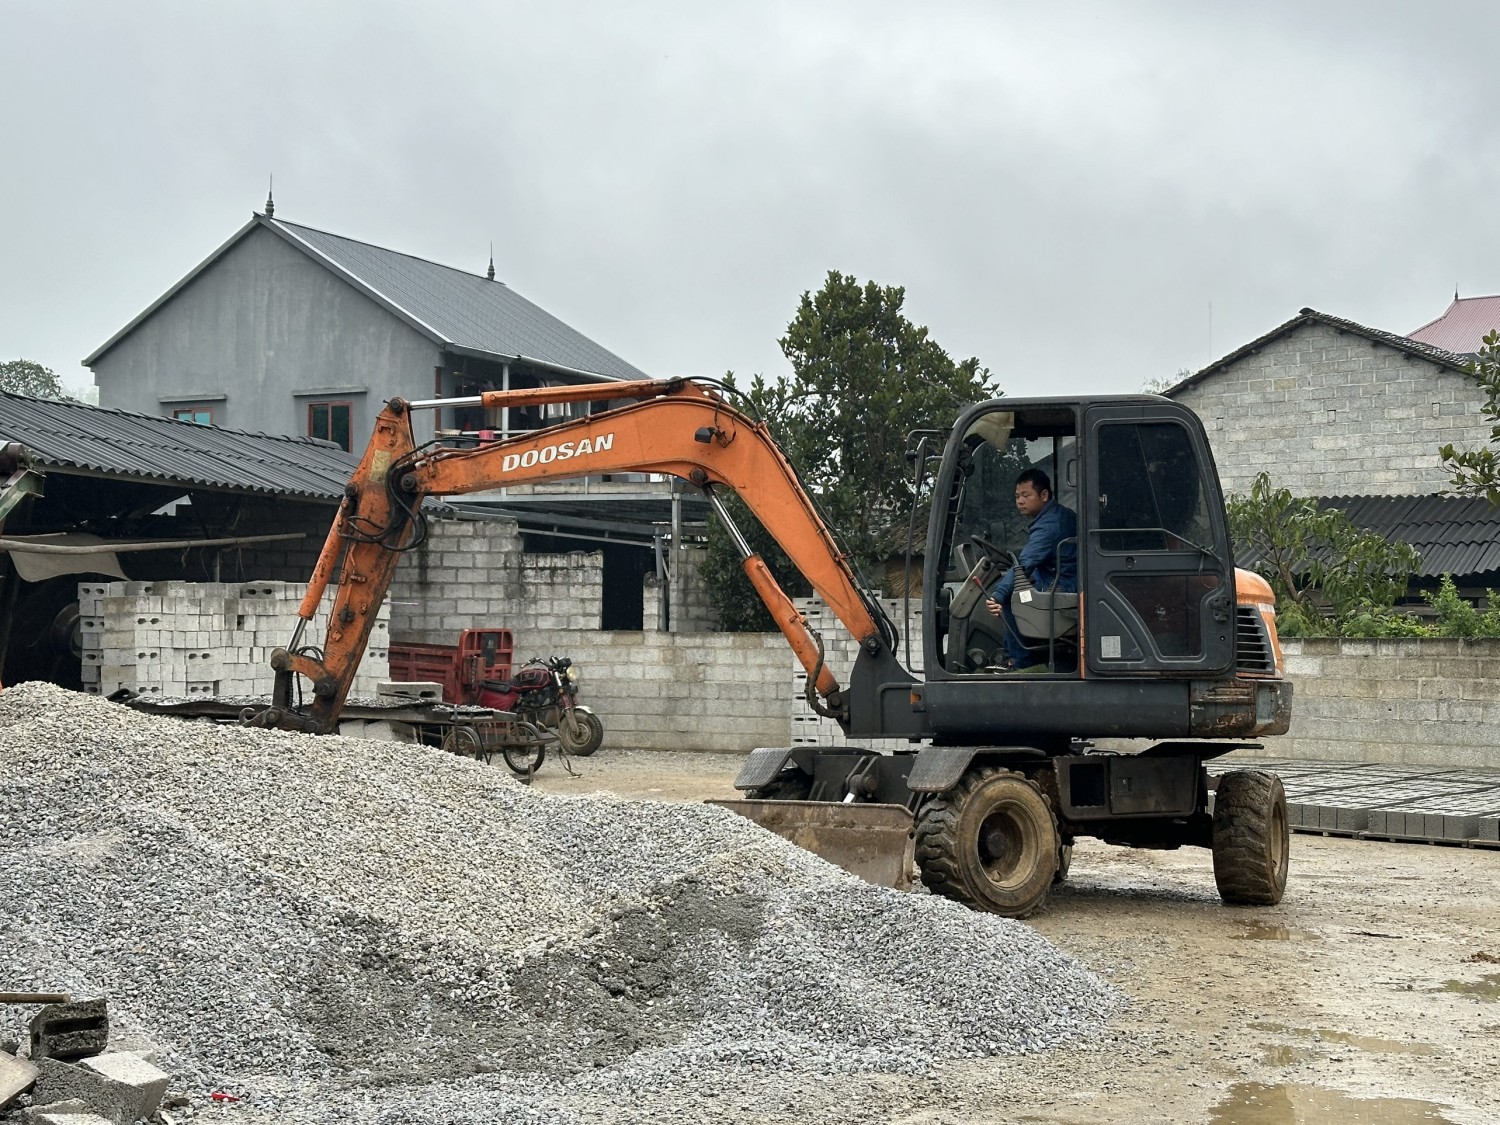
[77,581,389,699]
[790,596,924,750]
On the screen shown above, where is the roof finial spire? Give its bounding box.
[486,242,495,281]
[265,175,275,218]
[1455,283,1460,301]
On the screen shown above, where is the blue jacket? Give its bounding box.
[991,500,1078,601]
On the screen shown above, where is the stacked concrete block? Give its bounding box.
[790,596,924,751]
[1173,319,1489,498]
[77,581,389,700]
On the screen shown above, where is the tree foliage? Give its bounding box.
[1226,471,1421,636]
[0,359,70,400]
[1440,329,1500,502]
[703,272,999,630]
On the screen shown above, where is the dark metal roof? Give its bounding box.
[1407,294,1500,356]
[86,213,648,382]
[1322,493,1500,578]
[0,392,359,500]
[1164,308,1470,397]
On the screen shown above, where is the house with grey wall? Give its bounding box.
[80,205,710,628]
[1167,307,1500,595]
[84,205,647,450]
[1166,307,1487,498]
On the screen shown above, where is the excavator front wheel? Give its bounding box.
[915,767,1059,918]
[1212,770,1289,906]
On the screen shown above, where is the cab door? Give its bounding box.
[1082,403,1235,676]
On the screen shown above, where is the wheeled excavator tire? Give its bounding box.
[1212,770,1289,906]
[915,767,1060,918]
[557,710,604,757]
[1054,842,1073,885]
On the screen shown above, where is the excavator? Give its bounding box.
[252,377,1292,918]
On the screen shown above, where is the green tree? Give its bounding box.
[1226,471,1421,635]
[0,359,70,400]
[1440,329,1500,502]
[704,272,1000,630]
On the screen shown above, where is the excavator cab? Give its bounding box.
[928,398,1236,685]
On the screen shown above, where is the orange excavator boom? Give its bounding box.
[261,378,889,733]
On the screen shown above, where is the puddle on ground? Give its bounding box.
[1436,972,1500,1000]
[1238,920,1321,941]
[1208,1082,1456,1124]
[1248,1022,1438,1055]
[1260,1044,1318,1067]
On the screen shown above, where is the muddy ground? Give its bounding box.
[534,748,1500,1124]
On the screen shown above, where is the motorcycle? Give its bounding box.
[478,656,604,773]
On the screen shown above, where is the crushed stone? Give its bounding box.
[0,681,1121,1123]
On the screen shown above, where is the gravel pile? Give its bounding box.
[0,681,1119,1123]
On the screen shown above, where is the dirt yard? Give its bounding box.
[535,748,1500,1124]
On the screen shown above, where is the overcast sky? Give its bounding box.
[5,1,1500,399]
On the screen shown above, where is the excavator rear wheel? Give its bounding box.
[1212,770,1289,906]
[915,767,1059,918]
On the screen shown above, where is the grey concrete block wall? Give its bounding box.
[501,627,789,752]
[643,544,719,634]
[1173,321,1490,497]
[390,517,601,642]
[1231,638,1500,768]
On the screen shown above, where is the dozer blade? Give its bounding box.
[709,800,915,890]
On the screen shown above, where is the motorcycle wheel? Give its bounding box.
[501,722,548,777]
[558,709,604,757]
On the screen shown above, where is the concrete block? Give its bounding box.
[33,1054,167,1125]
[29,1000,107,1061]
[29,1110,116,1125]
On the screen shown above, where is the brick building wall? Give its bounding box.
[1172,320,1486,497]
[644,544,719,633]
[389,517,603,643]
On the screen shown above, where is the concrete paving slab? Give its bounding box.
[0,1052,38,1110]
[1246,760,1500,845]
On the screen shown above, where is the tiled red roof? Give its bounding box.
[1408,295,1500,355]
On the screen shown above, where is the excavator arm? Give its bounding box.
[259,377,892,733]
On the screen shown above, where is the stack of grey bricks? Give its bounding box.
[77,581,389,699]
[790,596,924,750]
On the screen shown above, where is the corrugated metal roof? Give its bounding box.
[1407,295,1500,356]
[269,218,646,380]
[0,392,359,500]
[1164,308,1470,397]
[1322,494,1500,578]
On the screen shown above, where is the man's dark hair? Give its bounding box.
[1016,468,1052,495]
